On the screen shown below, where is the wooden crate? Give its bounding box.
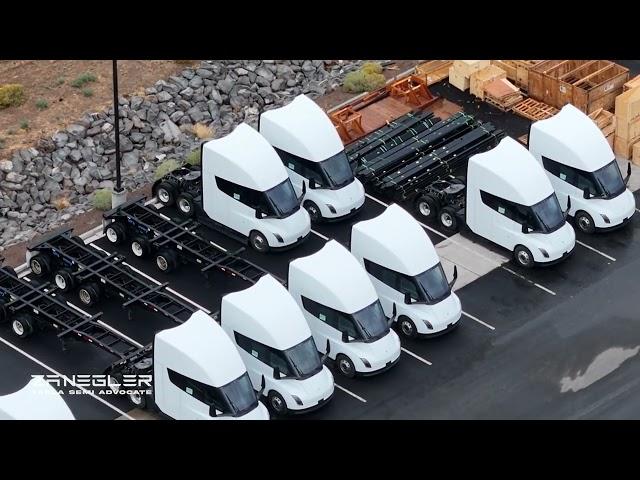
[470,65,507,100]
[614,134,640,159]
[512,98,559,121]
[452,60,491,79]
[483,78,523,111]
[615,86,640,125]
[415,60,453,85]
[633,142,640,166]
[449,66,470,91]
[624,75,640,92]
[528,60,629,113]
[492,60,545,92]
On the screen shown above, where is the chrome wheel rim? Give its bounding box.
[178,198,191,213]
[158,188,170,203]
[129,391,142,406]
[339,358,352,374]
[79,289,91,305]
[253,235,266,251]
[12,320,24,336]
[157,256,168,271]
[106,227,118,243]
[419,202,431,217]
[55,273,66,290]
[31,259,42,275]
[401,320,414,336]
[517,250,531,265]
[131,242,143,257]
[578,216,591,231]
[271,395,284,411]
[441,212,453,228]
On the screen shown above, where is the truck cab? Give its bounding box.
[350,204,462,338]
[288,240,401,378]
[259,95,365,222]
[528,104,635,234]
[466,137,576,268]
[0,377,75,420]
[220,274,335,416]
[153,310,270,420]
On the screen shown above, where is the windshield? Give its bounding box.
[412,263,451,304]
[264,179,300,218]
[282,336,323,379]
[592,160,625,199]
[318,150,355,189]
[527,194,564,233]
[218,372,258,417]
[350,300,389,342]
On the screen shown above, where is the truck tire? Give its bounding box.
[514,245,534,269]
[54,268,76,292]
[303,201,322,223]
[78,282,102,307]
[249,231,270,253]
[12,313,35,339]
[156,249,179,273]
[267,390,288,416]
[398,316,418,339]
[105,222,127,245]
[414,194,439,222]
[128,390,148,410]
[71,235,86,246]
[176,193,195,218]
[156,182,177,207]
[130,236,152,258]
[335,353,356,378]
[439,206,459,232]
[29,253,51,278]
[575,210,596,234]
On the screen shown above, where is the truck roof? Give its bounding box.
[221,275,311,350]
[0,377,75,420]
[351,204,439,276]
[288,240,378,314]
[529,104,614,172]
[154,310,247,388]
[468,136,554,206]
[202,123,288,191]
[259,94,344,162]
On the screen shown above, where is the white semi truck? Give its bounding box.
[0,377,75,420]
[528,104,635,234]
[259,95,366,222]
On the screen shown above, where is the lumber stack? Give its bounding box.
[470,65,507,100]
[588,108,616,148]
[448,60,491,91]
[614,86,640,160]
[414,60,453,85]
[491,60,545,92]
[483,78,524,111]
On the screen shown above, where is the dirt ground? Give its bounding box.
[0,60,198,155]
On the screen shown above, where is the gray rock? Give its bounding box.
[122,150,140,169]
[67,124,86,138]
[53,132,69,146]
[159,119,182,144]
[69,149,83,162]
[181,69,195,80]
[6,172,27,183]
[169,76,189,89]
[179,87,194,99]
[130,96,144,110]
[170,111,185,123]
[157,91,173,103]
[217,78,234,94]
[189,76,203,89]
[196,68,213,78]
[31,203,45,213]
[102,122,114,134]
[0,160,12,173]
[15,192,31,207]
[131,132,146,143]
[210,88,223,104]
[256,67,275,81]
[271,78,286,91]
[86,126,101,136]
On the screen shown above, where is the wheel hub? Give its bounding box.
[79,289,91,305]
[158,189,169,203]
[132,242,143,257]
[106,228,118,243]
[179,199,191,213]
[271,396,284,410]
[517,251,530,265]
[31,260,42,275]
[55,274,66,289]
[129,391,142,406]
[401,320,413,335]
[12,320,24,336]
[441,213,453,227]
[579,216,591,230]
[157,256,168,271]
[419,202,431,217]
[340,359,351,373]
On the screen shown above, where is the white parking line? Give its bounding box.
[0,334,134,420]
[576,240,616,262]
[462,310,495,331]
[311,229,329,241]
[334,383,367,403]
[401,347,432,366]
[365,193,557,296]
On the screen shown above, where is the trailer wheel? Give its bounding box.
[29,253,51,278]
[414,194,439,222]
[54,268,76,292]
[130,236,152,258]
[156,182,176,207]
[176,193,195,218]
[105,223,127,245]
[71,235,86,246]
[249,231,270,253]
[439,206,459,232]
[514,245,534,269]
[128,390,148,409]
[303,201,322,223]
[12,313,35,339]
[156,249,179,273]
[78,282,102,307]
[398,316,417,339]
[335,353,356,378]
[267,390,288,416]
[575,211,596,234]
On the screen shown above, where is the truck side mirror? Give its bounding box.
[565,196,572,219]
[404,292,413,305]
[209,405,218,417]
[341,331,350,343]
[257,375,266,398]
[583,188,592,199]
[388,303,397,327]
[625,162,632,186]
[321,339,331,363]
[521,224,532,234]
[302,181,307,196]
[309,179,318,190]
[273,367,281,380]
[255,208,267,219]
[449,265,458,289]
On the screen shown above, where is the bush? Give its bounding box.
[55,77,65,86]
[93,189,112,210]
[71,72,97,88]
[53,196,71,211]
[185,149,201,166]
[361,62,383,75]
[20,120,29,130]
[35,99,49,110]
[82,88,93,97]
[155,159,181,180]
[0,84,26,109]
[342,70,386,93]
[193,123,214,139]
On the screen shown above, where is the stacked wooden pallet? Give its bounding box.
[483,78,524,111]
[414,60,453,85]
[448,60,490,91]
[588,108,616,148]
[614,85,640,161]
[512,98,559,121]
[469,65,506,100]
[491,60,545,92]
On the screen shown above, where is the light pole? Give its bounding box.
[111,59,127,208]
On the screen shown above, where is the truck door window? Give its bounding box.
[363,259,397,290]
[398,275,420,301]
[167,368,226,413]
[301,295,360,339]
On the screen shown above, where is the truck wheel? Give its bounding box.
[54,268,76,292]
[12,313,35,339]
[71,235,86,246]
[514,245,534,269]
[336,353,356,378]
[156,249,179,273]
[130,236,152,258]
[29,253,51,278]
[156,182,176,207]
[105,222,127,245]
[128,390,148,409]
[398,316,417,339]
[176,193,195,218]
[78,282,102,307]
[414,194,439,222]
[267,390,289,416]
[439,206,459,232]
[575,211,596,234]
[303,201,322,223]
[249,231,270,253]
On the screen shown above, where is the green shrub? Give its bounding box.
[0,84,26,109]
[361,62,383,75]
[55,77,65,86]
[82,88,93,97]
[93,189,112,210]
[155,159,181,180]
[342,70,386,93]
[20,120,29,130]
[71,72,97,88]
[185,149,201,166]
[35,99,49,110]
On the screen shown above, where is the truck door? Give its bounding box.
[363,259,402,317]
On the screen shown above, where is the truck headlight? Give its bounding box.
[292,395,303,406]
[423,319,434,330]
[539,248,549,258]
[360,357,371,368]
[274,233,284,243]
[326,204,337,214]
[601,214,611,224]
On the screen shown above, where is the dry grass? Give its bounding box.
[193,123,214,139]
[52,195,71,210]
